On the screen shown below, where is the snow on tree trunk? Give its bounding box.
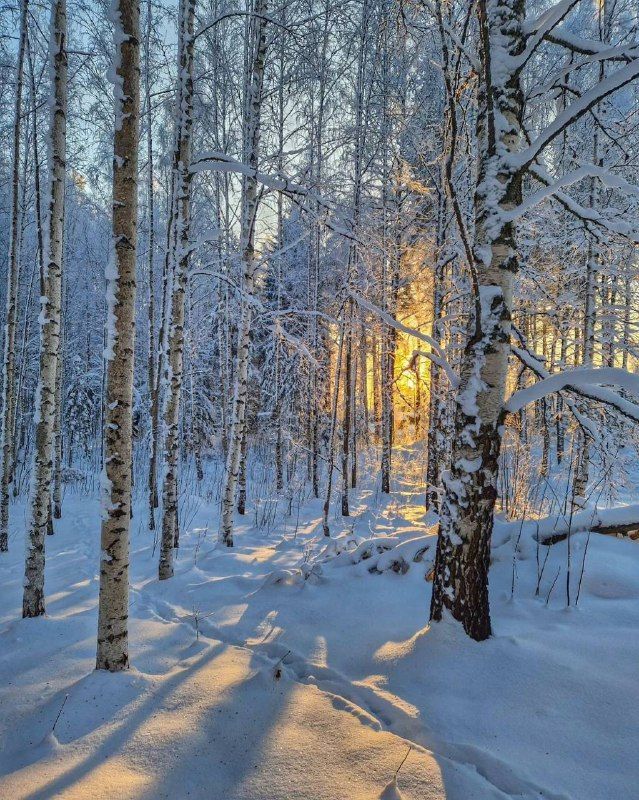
[96,0,140,671]
[158,0,196,581]
[220,0,268,547]
[22,0,67,617]
[0,0,28,553]
[430,0,525,641]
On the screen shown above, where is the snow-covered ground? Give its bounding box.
[1,448,638,799]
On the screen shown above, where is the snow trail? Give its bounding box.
[1,448,639,798]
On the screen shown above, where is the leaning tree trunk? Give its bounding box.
[0,0,28,552]
[158,0,196,581]
[430,0,525,642]
[22,0,67,617]
[96,0,140,671]
[220,0,268,547]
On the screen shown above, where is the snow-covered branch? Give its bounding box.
[502,165,639,225]
[191,151,359,243]
[499,504,639,546]
[528,165,639,241]
[513,60,639,173]
[505,367,639,417]
[412,349,460,388]
[351,291,460,389]
[510,342,601,443]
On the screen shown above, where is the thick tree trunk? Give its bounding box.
[96,0,140,671]
[23,0,67,617]
[430,0,525,641]
[158,0,196,581]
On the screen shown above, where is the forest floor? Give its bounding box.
[0,446,638,799]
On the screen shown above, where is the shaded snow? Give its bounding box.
[1,447,638,799]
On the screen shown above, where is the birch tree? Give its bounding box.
[22,0,67,617]
[220,0,268,547]
[96,0,140,671]
[159,0,196,580]
[0,0,29,553]
[430,0,639,640]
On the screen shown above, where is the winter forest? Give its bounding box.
[0,0,638,796]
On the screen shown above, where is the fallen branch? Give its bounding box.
[501,504,639,546]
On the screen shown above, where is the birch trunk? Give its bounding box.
[144,0,159,531]
[158,0,196,580]
[0,0,28,552]
[96,0,140,671]
[149,162,178,528]
[22,0,67,617]
[220,0,268,546]
[430,0,525,641]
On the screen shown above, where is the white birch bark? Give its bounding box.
[158,0,196,581]
[144,0,159,531]
[0,0,29,553]
[22,0,67,617]
[96,0,140,671]
[430,0,525,641]
[220,0,268,547]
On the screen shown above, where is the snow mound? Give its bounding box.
[319,531,434,576]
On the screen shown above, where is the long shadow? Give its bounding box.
[9,639,298,800]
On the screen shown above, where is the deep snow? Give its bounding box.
[1,447,638,799]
